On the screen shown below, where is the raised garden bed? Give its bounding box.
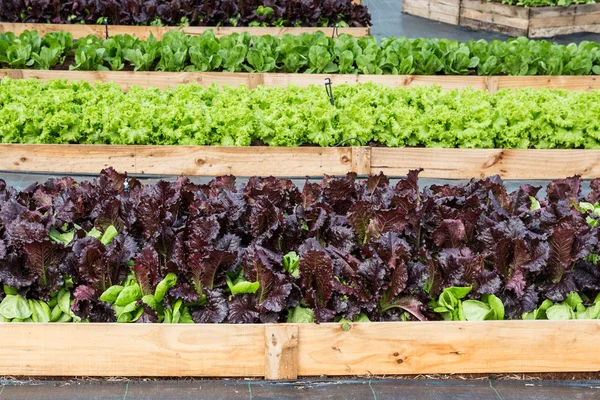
[2,169,600,379]
[1,30,599,77]
[0,23,370,39]
[402,0,600,38]
[1,79,599,149]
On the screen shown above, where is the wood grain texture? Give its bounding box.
[134,146,356,176]
[297,321,600,375]
[0,145,136,174]
[402,0,461,25]
[264,325,299,380]
[370,148,600,179]
[0,323,265,377]
[0,70,492,91]
[2,321,600,377]
[2,146,600,179]
[3,70,598,92]
[0,23,370,39]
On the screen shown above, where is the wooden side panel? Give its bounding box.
[461,0,529,18]
[0,145,136,174]
[0,70,490,91]
[0,23,369,39]
[0,323,266,377]
[1,321,600,377]
[134,146,357,176]
[370,148,600,180]
[403,0,461,25]
[3,70,599,92]
[0,145,358,177]
[496,76,600,92]
[2,146,600,180]
[529,3,600,38]
[297,321,600,375]
[460,0,529,37]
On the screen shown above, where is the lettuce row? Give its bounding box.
[0,0,371,28]
[1,30,599,76]
[1,169,600,324]
[2,79,600,149]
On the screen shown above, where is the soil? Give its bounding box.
[3,372,600,383]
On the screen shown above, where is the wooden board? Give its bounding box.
[402,0,461,25]
[0,70,489,91]
[5,70,600,93]
[0,145,360,177]
[298,321,600,375]
[0,23,370,39]
[1,321,600,378]
[528,3,600,38]
[460,0,529,37]
[1,145,600,180]
[370,148,600,180]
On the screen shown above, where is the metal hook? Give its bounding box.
[324,78,334,106]
[331,24,339,39]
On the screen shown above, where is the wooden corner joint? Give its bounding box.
[264,325,299,380]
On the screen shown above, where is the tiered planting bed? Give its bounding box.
[0,23,370,40]
[403,0,600,38]
[0,0,371,39]
[2,27,600,381]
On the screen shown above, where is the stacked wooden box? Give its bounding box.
[402,0,600,37]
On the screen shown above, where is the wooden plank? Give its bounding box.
[460,0,530,18]
[403,0,460,25]
[460,17,528,36]
[297,321,600,375]
[0,323,266,377]
[2,321,600,377]
[460,8,530,30]
[530,24,600,38]
[370,148,600,180]
[0,145,357,176]
[496,76,600,92]
[0,70,493,91]
[134,146,356,176]
[0,23,369,39]
[264,325,299,380]
[3,145,600,180]
[0,145,136,174]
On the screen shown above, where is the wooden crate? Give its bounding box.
[1,145,600,180]
[529,3,600,38]
[402,0,600,38]
[460,0,530,37]
[1,321,599,378]
[0,23,370,39]
[402,0,461,25]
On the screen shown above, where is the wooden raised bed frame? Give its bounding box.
[2,145,600,180]
[1,70,599,92]
[2,321,600,378]
[0,23,370,39]
[402,0,600,38]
